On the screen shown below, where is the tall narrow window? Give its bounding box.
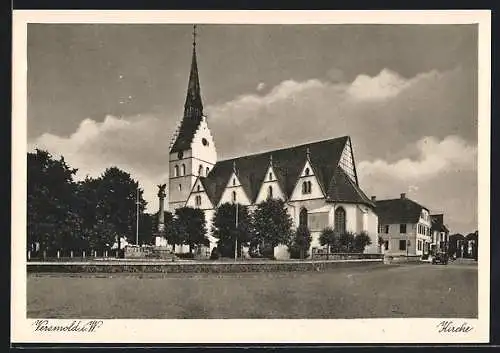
[307,181,312,193]
[232,191,237,202]
[302,181,307,194]
[197,185,201,192]
[269,172,273,180]
[334,207,346,233]
[198,165,203,176]
[206,167,210,176]
[299,208,308,227]
[181,164,186,176]
[400,224,407,233]
[195,195,201,206]
[305,168,310,176]
[232,178,236,186]
[385,225,389,233]
[174,165,179,177]
[267,185,273,199]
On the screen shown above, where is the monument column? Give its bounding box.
[155,184,167,247]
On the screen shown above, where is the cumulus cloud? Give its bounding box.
[29,66,478,233]
[256,82,266,92]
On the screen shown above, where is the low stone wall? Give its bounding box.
[27,259,383,274]
[383,255,422,264]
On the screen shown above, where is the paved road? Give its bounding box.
[27,261,477,319]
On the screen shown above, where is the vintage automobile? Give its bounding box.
[432,252,449,265]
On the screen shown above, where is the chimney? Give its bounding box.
[400,193,406,199]
[371,196,376,201]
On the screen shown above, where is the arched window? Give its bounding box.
[181,164,186,176]
[206,167,210,176]
[335,207,346,234]
[305,168,310,176]
[174,165,179,177]
[299,207,308,227]
[198,165,203,176]
[302,181,307,194]
[197,185,201,192]
[269,172,273,180]
[232,191,237,203]
[195,195,201,206]
[232,178,236,186]
[267,185,273,199]
[307,181,312,193]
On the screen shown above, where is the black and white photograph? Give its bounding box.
[12,10,491,344]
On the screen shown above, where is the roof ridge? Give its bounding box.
[217,135,350,162]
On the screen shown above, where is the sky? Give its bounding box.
[27,24,478,234]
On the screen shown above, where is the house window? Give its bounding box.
[174,165,179,177]
[195,195,201,206]
[417,240,422,251]
[399,240,406,251]
[385,225,389,234]
[206,167,210,176]
[198,165,203,176]
[305,168,310,176]
[384,241,389,250]
[181,164,186,176]
[400,224,406,234]
[269,172,273,180]
[334,207,346,233]
[232,191,236,202]
[302,181,312,194]
[299,208,308,227]
[267,185,273,199]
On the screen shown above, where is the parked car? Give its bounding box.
[432,252,449,265]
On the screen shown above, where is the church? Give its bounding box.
[157,28,379,258]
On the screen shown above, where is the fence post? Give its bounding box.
[105,250,108,258]
[57,250,60,259]
[43,250,46,259]
[27,251,31,260]
[70,250,74,258]
[83,250,86,259]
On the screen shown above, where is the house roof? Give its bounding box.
[375,197,429,224]
[197,136,374,208]
[431,214,449,233]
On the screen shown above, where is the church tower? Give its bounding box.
[168,25,217,211]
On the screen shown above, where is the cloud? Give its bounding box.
[256,82,266,91]
[29,66,477,233]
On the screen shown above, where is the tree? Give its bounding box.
[27,149,82,254]
[251,199,293,258]
[175,207,208,253]
[212,203,253,258]
[288,225,312,259]
[319,227,338,253]
[352,232,372,253]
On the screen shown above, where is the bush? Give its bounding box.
[175,252,195,259]
[210,247,220,260]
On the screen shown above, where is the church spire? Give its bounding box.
[183,24,203,119]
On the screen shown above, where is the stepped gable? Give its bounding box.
[199,136,373,207]
[376,197,429,224]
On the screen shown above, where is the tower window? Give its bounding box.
[197,185,201,192]
[181,164,186,176]
[302,181,312,194]
[232,178,236,186]
[269,172,273,180]
[195,195,201,206]
[202,138,209,146]
[177,151,183,160]
[232,191,237,202]
[305,168,310,176]
[334,207,346,234]
[267,185,273,199]
[174,165,179,177]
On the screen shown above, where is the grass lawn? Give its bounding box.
[27,262,477,319]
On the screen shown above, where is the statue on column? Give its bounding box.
[157,184,167,233]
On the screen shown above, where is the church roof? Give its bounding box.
[198,136,375,208]
[375,197,429,224]
[170,43,204,154]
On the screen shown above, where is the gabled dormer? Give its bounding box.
[255,155,285,203]
[289,149,325,201]
[186,177,214,210]
[218,162,251,206]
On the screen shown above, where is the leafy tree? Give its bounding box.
[251,199,293,258]
[138,213,155,245]
[288,225,312,259]
[319,227,338,253]
[212,203,253,258]
[175,207,208,253]
[352,232,372,253]
[338,231,355,252]
[27,149,81,254]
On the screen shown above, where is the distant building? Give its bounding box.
[430,214,449,254]
[375,193,432,256]
[159,28,379,258]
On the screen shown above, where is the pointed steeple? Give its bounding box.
[183,24,203,119]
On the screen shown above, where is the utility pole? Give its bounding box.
[235,202,239,261]
[136,187,140,245]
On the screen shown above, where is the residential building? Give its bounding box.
[430,214,450,255]
[375,194,432,256]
